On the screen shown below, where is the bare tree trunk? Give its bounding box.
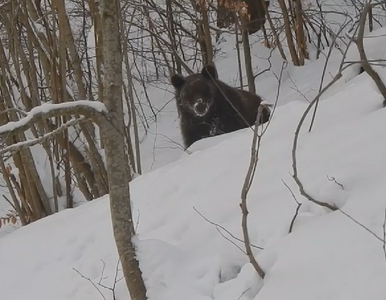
[199,0,214,65]
[293,0,307,65]
[354,3,386,107]
[239,11,256,94]
[235,12,244,89]
[244,0,269,34]
[261,0,287,60]
[99,0,147,299]
[217,0,234,29]
[216,0,269,34]
[166,0,181,74]
[278,0,300,66]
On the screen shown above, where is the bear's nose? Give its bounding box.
[193,101,208,116]
[195,103,206,113]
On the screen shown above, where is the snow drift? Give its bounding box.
[1,24,386,300]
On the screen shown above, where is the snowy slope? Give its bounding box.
[2,17,386,300]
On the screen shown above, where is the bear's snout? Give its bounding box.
[193,100,209,116]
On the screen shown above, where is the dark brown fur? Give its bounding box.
[171,65,270,148]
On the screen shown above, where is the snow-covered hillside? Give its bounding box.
[2,22,386,299]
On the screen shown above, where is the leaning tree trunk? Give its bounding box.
[99,0,147,299]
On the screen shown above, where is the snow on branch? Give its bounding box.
[0,100,107,138]
[1,117,87,155]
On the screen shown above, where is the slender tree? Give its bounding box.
[99,0,148,298]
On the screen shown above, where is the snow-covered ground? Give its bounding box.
[2,13,386,300]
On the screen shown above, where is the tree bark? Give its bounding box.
[217,0,234,29]
[239,12,256,94]
[217,0,269,34]
[244,0,269,34]
[99,0,147,299]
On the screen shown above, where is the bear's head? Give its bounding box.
[170,65,219,117]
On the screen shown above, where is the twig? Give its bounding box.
[2,195,17,211]
[327,175,344,190]
[97,259,123,300]
[308,19,353,132]
[193,207,263,251]
[282,179,302,233]
[238,287,251,300]
[240,105,266,279]
[214,227,247,254]
[258,61,287,137]
[238,62,286,280]
[337,208,386,268]
[73,268,107,300]
[282,179,300,205]
[98,260,109,283]
[338,209,385,243]
[289,203,302,234]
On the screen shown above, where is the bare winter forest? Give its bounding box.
[0,0,386,299]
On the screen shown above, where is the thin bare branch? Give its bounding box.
[240,105,267,280]
[0,101,106,138]
[73,268,107,300]
[282,179,302,233]
[193,206,263,251]
[1,117,87,155]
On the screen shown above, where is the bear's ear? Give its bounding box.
[201,64,218,80]
[170,74,186,89]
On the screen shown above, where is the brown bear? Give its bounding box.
[170,64,270,148]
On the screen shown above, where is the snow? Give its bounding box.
[0,101,107,134]
[2,7,386,300]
